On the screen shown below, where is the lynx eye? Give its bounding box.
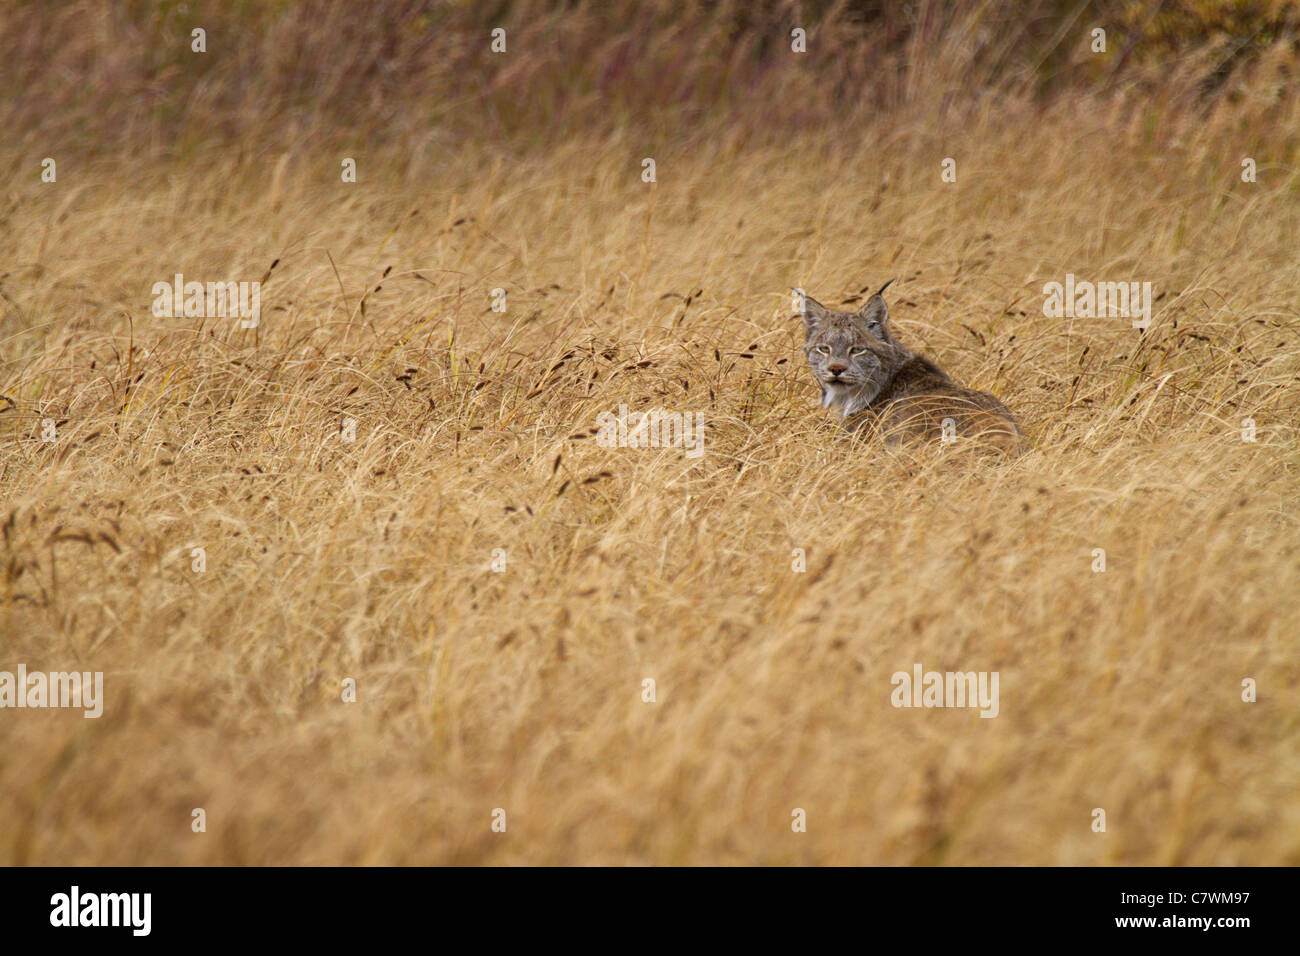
[813,346,831,355]
[849,347,868,356]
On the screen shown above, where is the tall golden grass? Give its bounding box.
[1,1,1298,864]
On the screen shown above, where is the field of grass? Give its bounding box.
[2,1,1299,865]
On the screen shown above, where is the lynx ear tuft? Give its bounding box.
[858,284,894,342]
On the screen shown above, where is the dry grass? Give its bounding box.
[2,2,1299,865]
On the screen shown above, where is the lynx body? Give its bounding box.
[798,284,1020,453]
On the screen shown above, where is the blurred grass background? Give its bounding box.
[5,1,1299,156]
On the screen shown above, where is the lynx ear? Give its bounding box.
[793,288,833,334]
[858,280,895,341]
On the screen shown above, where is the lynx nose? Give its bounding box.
[827,362,848,375]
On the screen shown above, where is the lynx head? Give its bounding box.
[796,281,902,416]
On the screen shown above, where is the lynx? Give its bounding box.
[797,282,1021,453]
